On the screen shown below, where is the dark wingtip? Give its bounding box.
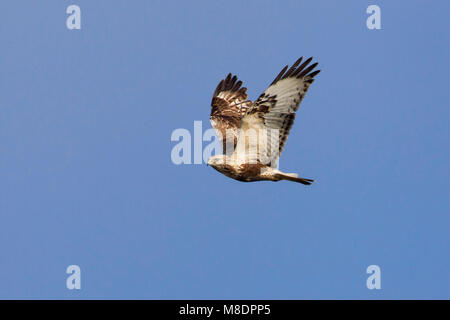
[297,61,319,79]
[270,56,320,82]
[271,65,289,85]
[308,69,321,78]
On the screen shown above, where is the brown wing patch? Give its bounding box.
[210,73,252,154]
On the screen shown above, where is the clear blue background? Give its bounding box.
[1,0,449,299]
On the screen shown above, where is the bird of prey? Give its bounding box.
[207,56,320,185]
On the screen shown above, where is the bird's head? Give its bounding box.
[207,155,227,169]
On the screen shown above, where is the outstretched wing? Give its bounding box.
[234,57,320,165]
[210,73,252,154]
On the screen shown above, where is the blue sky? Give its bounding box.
[0,0,449,299]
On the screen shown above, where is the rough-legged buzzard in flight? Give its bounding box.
[208,57,320,185]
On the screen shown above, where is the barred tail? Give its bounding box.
[276,173,314,185]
